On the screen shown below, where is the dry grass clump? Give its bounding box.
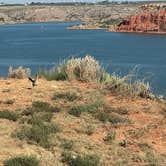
[52,92,80,102]
[40,55,102,82]
[65,55,102,82]
[8,66,31,79]
[38,55,153,98]
[101,72,151,98]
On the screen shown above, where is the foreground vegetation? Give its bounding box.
[0,56,165,165]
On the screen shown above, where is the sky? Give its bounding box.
[1,0,161,4]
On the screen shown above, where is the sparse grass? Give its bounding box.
[4,99,14,105]
[103,131,116,143]
[4,156,39,166]
[137,143,165,166]
[39,67,67,81]
[85,125,96,135]
[52,92,80,101]
[128,127,148,139]
[114,107,129,115]
[61,139,74,150]
[0,110,19,121]
[101,71,151,98]
[108,113,131,125]
[62,151,100,166]
[76,124,96,135]
[161,107,166,117]
[27,112,53,124]
[15,122,60,148]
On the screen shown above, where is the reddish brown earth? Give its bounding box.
[0,78,166,165]
[114,5,166,34]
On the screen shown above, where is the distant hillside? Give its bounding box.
[0,4,139,24]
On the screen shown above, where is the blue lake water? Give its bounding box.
[0,22,166,95]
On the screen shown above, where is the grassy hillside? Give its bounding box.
[0,56,166,166]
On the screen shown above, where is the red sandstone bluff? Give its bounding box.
[113,4,166,34]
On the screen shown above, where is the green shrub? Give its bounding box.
[4,156,39,166]
[62,152,100,166]
[32,101,60,113]
[69,101,103,117]
[0,110,19,121]
[32,101,50,110]
[68,105,85,117]
[27,112,53,125]
[96,112,109,122]
[38,67,67,81]
[15,122,60,148]
[52,92,80,101]
[21,110,34,116]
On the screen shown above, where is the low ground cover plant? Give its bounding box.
[4,156,39,166]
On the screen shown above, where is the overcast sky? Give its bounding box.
[2,0,161,4]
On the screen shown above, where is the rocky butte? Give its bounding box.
[114,3,166,34]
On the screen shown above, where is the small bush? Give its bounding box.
[52,92,80,101]
[108,113,131,124]
[96,112,109,122]
[62,152,100,166]
[0,110,19,121]
[21,110,34,116]
[32,101,60,113]
[65,56,102,82]
[4,100,15,105]
[4,156,39,166]
[68,105,85,117]
[40,56,102,82]
[115,107,129,115]
[32,101,50,110]
[15,122,60,148]
[8,66,31,79]
[27,112,53,125]
[69,101,103,117]
[101,72,151,98]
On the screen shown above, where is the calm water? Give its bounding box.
[0,22,166,95]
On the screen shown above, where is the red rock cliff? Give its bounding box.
[115,5,166,33]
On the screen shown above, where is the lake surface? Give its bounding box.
[0,22,166,95]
